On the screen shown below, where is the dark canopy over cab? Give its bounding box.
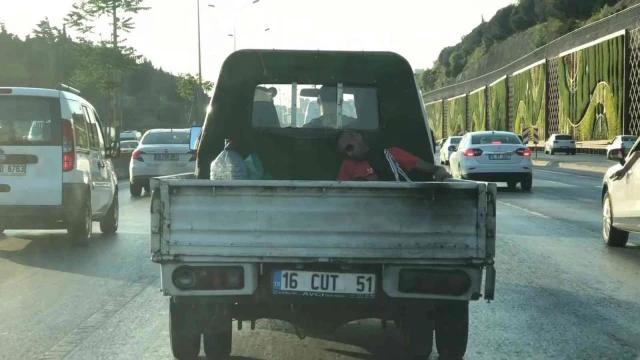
[196,49,435,180]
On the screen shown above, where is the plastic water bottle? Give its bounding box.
[210,139,247,180]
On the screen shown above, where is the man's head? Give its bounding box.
[317,86,338,117]
[337,130,368,160]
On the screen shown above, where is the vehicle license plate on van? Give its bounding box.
[272,270,375,299]
[0,164,26,176]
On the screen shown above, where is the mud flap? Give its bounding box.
[484,265,496,301]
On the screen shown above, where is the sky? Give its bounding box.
[1,0,515,85]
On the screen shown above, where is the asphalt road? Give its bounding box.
[1,166,640,360]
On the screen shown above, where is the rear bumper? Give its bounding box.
[550,146,576,152]
[0,184,87,230]
[130,161,195,184]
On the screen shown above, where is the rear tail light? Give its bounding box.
[491,140,501,144]
[516,147,531,156]
[189,150,197,162]
[61,119,75,172]
[172,266,244,290]
[399,269,471,296]
[132,150,145,161]
[463,148,483,157]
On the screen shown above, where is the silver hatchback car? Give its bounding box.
[129,128,196,196]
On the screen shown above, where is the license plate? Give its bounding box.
[0,164,26,176]
[154,154,179,161]
[488,154,511,160]
[272,270,375,299]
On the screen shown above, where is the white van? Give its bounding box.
[0,86,120,243]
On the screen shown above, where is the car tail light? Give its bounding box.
[61,119,75,172]
[132,150,145,162]
[463,148,483,157]
[399,269,471,296]
[516,148,531,156]
[172,266,244,290]
[189,150,197,162]
[491,140,501,144]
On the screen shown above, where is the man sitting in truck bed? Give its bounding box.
[336,130,452,182]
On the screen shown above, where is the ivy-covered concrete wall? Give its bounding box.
[511,62,546,139]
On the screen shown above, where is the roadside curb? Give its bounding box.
[532,159,610,173]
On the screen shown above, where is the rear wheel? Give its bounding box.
[170,300,201,360]
[521,177,533,191]
[203,320,232,360]
[402,315,434,359]
[572,150,577,155]
[68,198,92,245]
[602,192,629,247]
[550,149,555,155]
[435,301,468,360]
[130,183,142,197]
[507,181,517,190]
[100,192,119,234]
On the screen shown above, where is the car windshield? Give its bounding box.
[141,131,189,145]
[121,141,138,149]
[555,135,573,140]
[0,96,60,145]
[471,133,522,144]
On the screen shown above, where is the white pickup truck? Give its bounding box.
[150,50,497,360]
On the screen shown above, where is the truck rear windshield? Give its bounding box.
[252,84,379,130]
[471,133,522,145]
[0,96,61,146]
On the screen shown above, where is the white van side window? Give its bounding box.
[67,100,89,151]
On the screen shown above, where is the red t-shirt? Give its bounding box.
[337,147,419,181]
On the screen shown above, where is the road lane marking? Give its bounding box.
[535,168,603,179]
[498,200,551,219]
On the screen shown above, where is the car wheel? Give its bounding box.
[572,150,577,155]
[602,192,629,247]
[507,181,517,190]
[521,177,533,191]
[170,300,201,360]
[100,192,119,234]
[550,149,555,155]
[68,198,92,245]
[435,301,468,360]
[130,183,142,197]
[203,321,232,360]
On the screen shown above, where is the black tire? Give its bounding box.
[521,177,533,191]
[170,300,201,360]
[68,198,92,245]
[130,183,142,197]
[572,150,577,155]
[436,301,469,360]
[402,316,434,359]
[602,192,629,247]
[550,149,555,155]
[100,192,119,234]
[203,320,233,360]
[507,181,517,190]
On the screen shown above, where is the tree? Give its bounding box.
[65,0,150,51]
[176,73,213,102]
[32,18,62,43]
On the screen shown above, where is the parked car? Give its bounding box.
[545,134,576,155]
[439,136,462,165]
[449,130,533,190]
[601,137,640,247]
[606,135,637,158]
[129,128,195,196]
[0,85,120,243]
[120,130,141,141]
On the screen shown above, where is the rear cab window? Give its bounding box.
[0,95,61,146]
[471,133,522,145]
[252,83,379,130]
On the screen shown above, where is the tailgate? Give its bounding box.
[151,179,496,263]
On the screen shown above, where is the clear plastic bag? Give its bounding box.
[210,140,247,180]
